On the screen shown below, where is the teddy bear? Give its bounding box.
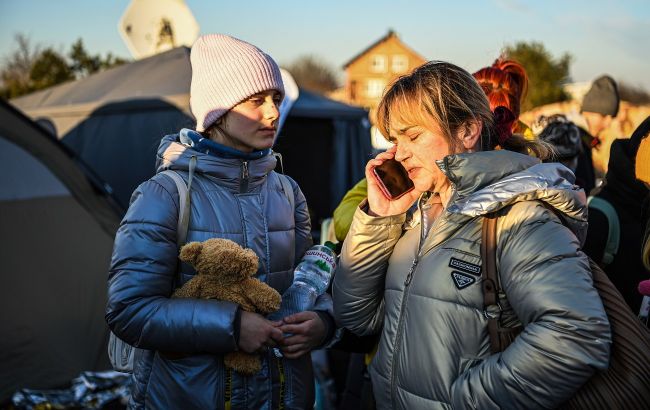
[172,238,282,375]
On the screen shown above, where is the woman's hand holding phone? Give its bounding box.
[365,146,422,217]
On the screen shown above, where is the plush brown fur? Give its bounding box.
[173,238,281,375]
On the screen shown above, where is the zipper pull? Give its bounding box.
[241,161,249,179]
[240,161,250,193]
[404,258,418,286]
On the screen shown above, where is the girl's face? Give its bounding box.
[217,89,282,152]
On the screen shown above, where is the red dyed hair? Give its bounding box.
[473,58,528,120]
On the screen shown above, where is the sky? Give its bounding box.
[1,0,649,89]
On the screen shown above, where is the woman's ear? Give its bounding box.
[459,120,482,151]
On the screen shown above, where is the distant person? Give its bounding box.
[576,75,621,194]
[536,114,583,173]
[638,128,650,270]
[333,61,610,409]
[583,116,650,313]
[106,34,334,409]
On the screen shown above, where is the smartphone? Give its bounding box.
[372,159,415,200]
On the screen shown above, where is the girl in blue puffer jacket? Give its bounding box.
[106,34,335,409]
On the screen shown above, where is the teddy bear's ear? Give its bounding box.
[179,242,202,266]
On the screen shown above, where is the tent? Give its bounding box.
[12,47,372,230]
[0,100,122,402]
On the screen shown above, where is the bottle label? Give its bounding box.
[302,248,336,273]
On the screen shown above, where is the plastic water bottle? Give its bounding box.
[270,242,337,356]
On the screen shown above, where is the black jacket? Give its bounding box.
[584,138,650,313]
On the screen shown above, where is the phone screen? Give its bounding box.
[373,159,415,200]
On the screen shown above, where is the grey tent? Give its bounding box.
[0,100,121,402]
[12,47,372,229]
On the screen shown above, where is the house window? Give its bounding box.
[392,55,408,73]
[370,55,386,73]
[366,79,386,98]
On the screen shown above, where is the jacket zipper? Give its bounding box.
[389,192,454,408]
[390,197,425,408]
[240,161,249,194]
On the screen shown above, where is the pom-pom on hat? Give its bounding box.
[190,34,284,132]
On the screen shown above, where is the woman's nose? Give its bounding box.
[394,144,410,162]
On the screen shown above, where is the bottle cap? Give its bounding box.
[324,241,337,251]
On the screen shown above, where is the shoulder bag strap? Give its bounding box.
[481,213,501,354]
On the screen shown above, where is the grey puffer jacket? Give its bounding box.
[333,150,611,410]
[106,134,332,409]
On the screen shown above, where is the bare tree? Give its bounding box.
[285,55,340,95]
[1,34,129,99]
[1,34,41,98]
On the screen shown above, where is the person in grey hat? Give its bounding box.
[572,75,621,194]
[581,75,620,139]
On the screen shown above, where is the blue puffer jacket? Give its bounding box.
[106,133,331,409]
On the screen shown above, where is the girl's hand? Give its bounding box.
[278,311,326,359]
[366,146,421,216]
[238,311,283,353]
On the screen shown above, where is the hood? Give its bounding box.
[441,150,588,243]
[155,134,278,192]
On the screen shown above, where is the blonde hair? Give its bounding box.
[377,61,552,159]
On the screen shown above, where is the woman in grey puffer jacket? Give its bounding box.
[106,34,334,409]
[333,61,611,409]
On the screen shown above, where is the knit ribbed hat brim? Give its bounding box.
[190,34,284,132]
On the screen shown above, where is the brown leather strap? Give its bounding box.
[481,214,499,306]
[481,213,501,354]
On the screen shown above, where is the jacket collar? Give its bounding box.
[155,133,277,192]
[434,150,588,244]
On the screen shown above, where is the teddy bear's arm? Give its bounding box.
[241,278,282,314]
[172,277,203,298]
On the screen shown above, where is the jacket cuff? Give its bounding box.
[358,199,408,225]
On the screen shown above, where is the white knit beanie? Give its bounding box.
[190,34,284,132]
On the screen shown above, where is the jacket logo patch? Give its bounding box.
[451,271,476,290]
[449,257,481,276]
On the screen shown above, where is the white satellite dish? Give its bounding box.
[119,0,200,60]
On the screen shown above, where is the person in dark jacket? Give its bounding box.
[576,75,621,194]
[106,34,334,409]
[584,116,650,313]
[638,129,650,271]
